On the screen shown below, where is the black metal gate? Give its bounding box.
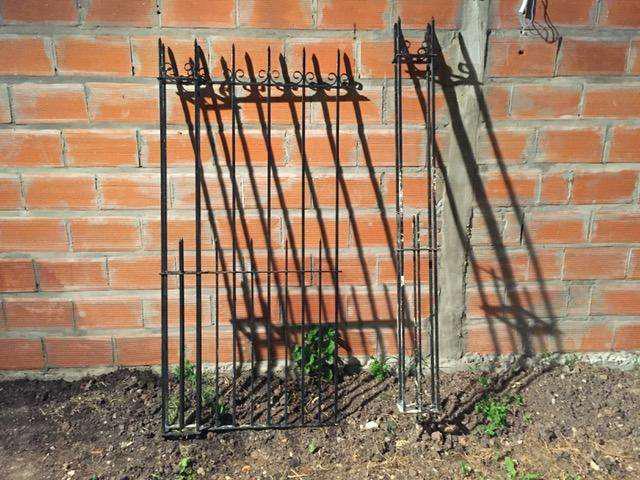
[158,39,357,437]
[394,19,441,414]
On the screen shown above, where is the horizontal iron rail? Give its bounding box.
[160,268,340,275]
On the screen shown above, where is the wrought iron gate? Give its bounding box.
[158,39,357,437]
[394,19,441,414]
[158,18,440,438]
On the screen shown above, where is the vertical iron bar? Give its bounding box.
[299,47,307,426]
[250,242,256,424]
[215,244,220,406]
[411,213,420,406]
[193,39,203,431]
[333,49,341,422]
[416,212,423,410]
[231,43,238,423]
[317,240,323,423]
[394,20,406,410]
[266,46,273,425]
[158,39,169,433]
[284,238,290,423]
[430,18,440,409]
[178,238,186,430]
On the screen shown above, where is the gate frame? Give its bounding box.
[157,40,359,437]
[394,18,441,414]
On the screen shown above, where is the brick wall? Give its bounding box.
[0,0,639,372]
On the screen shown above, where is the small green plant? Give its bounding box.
[307,439,318,454]
[176,457,196,480]
[369,356,390,381]
[460,461,473,477]
[523,412,533,424]
[292,326,337,381]
[172,359,197,384]
[478,375,491,388]
[475,394,523,437]
[504,457,541,480]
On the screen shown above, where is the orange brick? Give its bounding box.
[0,338,44,370]
[139,130,193,166]
[391,87,447,125]
[290,216,349,249]
[312,87,383,125]
[482,170,538,205]
[398,0,461,29]
[540,172,569,204]
[599,0,640,28]
[528,211,586,244]
[349,213,412,248]
[208,37,285,78]
[484,85,511,120]
[64,129,138,167]
[572,170,637,204]
[583,87,640,119]
[470,248,529,284]
[85,0,156,27]
[537,127,603,163]
[161,0,235,27]
[55,36,131,76]
[75,298,143,329]
[87,83,157,123]
[1,0,78,24]
[577,324,614,351]
[0,130,63,167]
[511,85,580,119]
[362,129,425,167]
[526,248,563,281]
[614,323,640,350]
[318,0,387,29]
[0,175,22,210]
[45,337,113,368]
[108,256,161,290]
[143,296,212,327]
[288,38,355,81]
[490,0,596,28]
[172,173,232,210]
[608,125,640,163]
[24,174,98,210]
[4,299,73,329]
[477,128,532,164]
[360,40,394,79]
[0,259,36,292]
[0,85,10,123]
[36,259,108,291]
[378,251,430,285]
[238,0,313,29]
[115,335,179,366]
[346,290,397,324]
[592,212,640,243]
[312,175,381,209]
[290,130,357,166]
[0,218,68,252]
[564,247,628,280]
[384,175,429,208]
[592,285,640,315]
[0,36,54,76]
[132,36,197,78]
[100,174,159,209]
[487,36,557,78]
[11,84,88,123]
[70,217,141,252]
[559,39,628,76]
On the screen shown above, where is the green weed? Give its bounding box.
[369,356,391,381]
[504,457,541,480]
[176,457,196,480]
[292,326,337,381]
[478,375,491,388]
[475,394,523,437]
[460,461,473,477]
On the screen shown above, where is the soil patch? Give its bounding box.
[1,359,639,479]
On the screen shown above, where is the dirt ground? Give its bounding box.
[1,357,639,480]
